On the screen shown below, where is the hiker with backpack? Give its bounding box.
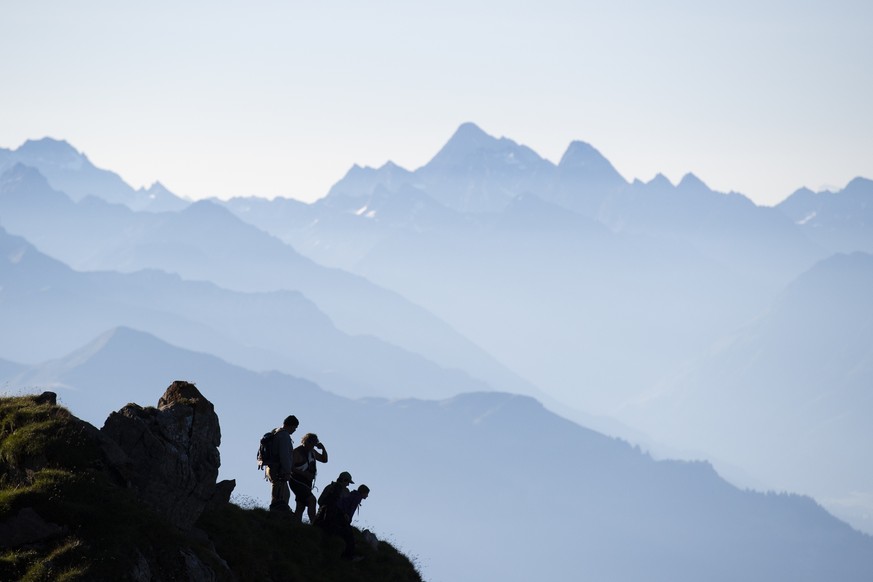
[290,432,328,523]
[261,415,299,514]
[315,471,365,560]
[314,471,352,526]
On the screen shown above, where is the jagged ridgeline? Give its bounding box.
[0,382,421,582]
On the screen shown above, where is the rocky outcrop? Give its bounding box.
[0,507,65,548]
[101,380,234,530]
[0,385,420,582]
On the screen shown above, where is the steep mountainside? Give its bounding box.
[0,384,420,581]
[625,252,873,532]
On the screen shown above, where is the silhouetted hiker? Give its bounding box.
[340,484,370,525]
[315,471,352,526]
[266,415,299,513]
[336,484,370,560]
[315,472,368,560]
[290,432,328,523]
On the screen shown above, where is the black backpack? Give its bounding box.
[314,481,343,526]
[317,482,341,507]
[257,430,276,471]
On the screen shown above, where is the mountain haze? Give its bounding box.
[0,166,535,399]
[3,126,873,577]
[0,227,497,399]
[211,122,873,534]
[625,251,873,532]
[3,331,872,582]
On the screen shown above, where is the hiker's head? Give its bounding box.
[338,471,354,485]
[283,415,299,432]
[301,433,319,448]
[359,484,370,499]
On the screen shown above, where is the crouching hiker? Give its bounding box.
[316,471,370,561]
[336,484,371,560]
[314,471,362,560]
[265,415,299,513]
[290,432,328,523]
[314,471,352,526]
[340,484,370,523]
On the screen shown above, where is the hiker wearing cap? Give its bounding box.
[290,432,328,523]
[266,415,299,513]
[315,471,361,560]
[314,471,352,527]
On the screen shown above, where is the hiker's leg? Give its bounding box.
[267,468,291,512]
[275,481,291,511]
[293,500,305,522]
[290,481,308,522]
[306,493,317,524]
[340,524,356,558]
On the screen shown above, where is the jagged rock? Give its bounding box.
[206,479,236,512]
[101,381,227,530]
[180,548,218,582]
[0,507,66,549]
[34,391,57,406]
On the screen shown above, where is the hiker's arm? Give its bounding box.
[314,442,328,463]
[278,433,293,478]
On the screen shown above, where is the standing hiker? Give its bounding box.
[290,432,328,523]
[265,415,299,513]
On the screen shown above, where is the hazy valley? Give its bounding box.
[2,126,872,580]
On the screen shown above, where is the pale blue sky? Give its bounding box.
[2,1,871,205]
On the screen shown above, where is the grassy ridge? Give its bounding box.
[0,394,422,581]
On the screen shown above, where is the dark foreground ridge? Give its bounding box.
[0,382,422,581]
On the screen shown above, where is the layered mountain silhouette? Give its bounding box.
[3,124,873,578]
[624,251,873,531]
[321,122,626,217]
[0,165,534,399]
[0,138,188,212]
[0,226,501,399]
[211,123,872,535]
[2,330,872,582]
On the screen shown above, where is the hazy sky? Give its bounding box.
[2,1,871,206]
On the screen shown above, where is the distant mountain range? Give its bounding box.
[0,225,510,400]
[221,125,873,535]
[0,138,187,212]
[624,251,873,531]
[2,329,871,582]
[2,124,872,575]
[0,163,534,400]
[777,177,873,254]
